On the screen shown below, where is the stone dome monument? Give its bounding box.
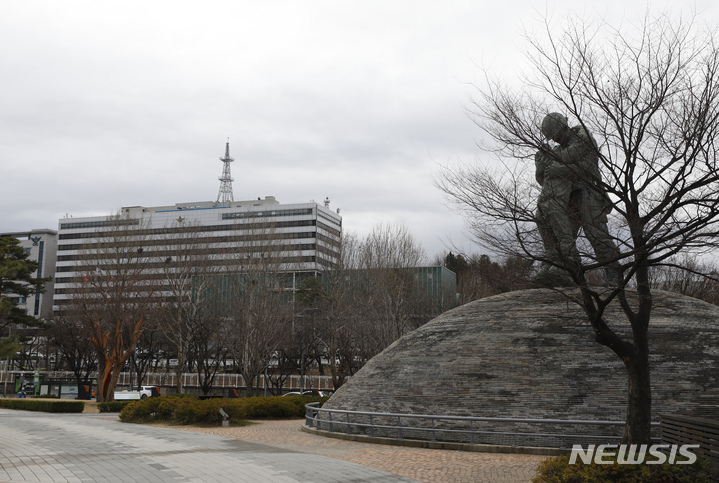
[323,289,719,444]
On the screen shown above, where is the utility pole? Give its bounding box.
[216,141,235,204]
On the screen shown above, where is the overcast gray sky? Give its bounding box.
[1,1,713,259]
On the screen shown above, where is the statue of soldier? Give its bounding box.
[534,113,621,287]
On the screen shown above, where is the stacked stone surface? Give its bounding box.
[325,289,719,425]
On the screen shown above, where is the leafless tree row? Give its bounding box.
[46,217,454,399]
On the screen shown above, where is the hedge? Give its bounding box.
[119,395,326,424]
[532,454,717,483]
[0,398,85,413]
[98,401,135,413]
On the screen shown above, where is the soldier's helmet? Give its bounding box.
[541,113,568,140]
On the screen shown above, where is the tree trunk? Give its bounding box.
[90,317,144,402]
[95,357,121,402]
[241,369,259,397]
[330,363,345,390]
[175,346,185,394]
[622,339,652,444]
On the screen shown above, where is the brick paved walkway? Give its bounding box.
[0,408,544,482]
[176,419,545,483]
[0,409,417,482]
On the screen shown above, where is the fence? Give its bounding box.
[661,413,719,469]
[0,370,334,392]
[305,403,661,449]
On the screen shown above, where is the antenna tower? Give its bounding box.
[216,141,235,203]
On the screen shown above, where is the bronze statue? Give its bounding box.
[534,113,621,287]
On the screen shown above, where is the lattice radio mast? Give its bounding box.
[216,141,235,203]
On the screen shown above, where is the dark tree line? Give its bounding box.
[442,252,535,303]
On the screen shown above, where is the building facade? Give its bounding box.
[0,229,58,320]
[53,197,342,307]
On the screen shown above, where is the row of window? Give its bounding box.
[316,244,340,259]
[317,221,341,238]
[60,219,140,230]
[53,256,318,290]
[221,208,314,219]
[54,243,319,273]
[52,270,322,301]
[55,232,328,260]
[317,209,342,228]
[58,220,322,243]
[316,232,340,248]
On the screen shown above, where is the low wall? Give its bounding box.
[1,371,336,398]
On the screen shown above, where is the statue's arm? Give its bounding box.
[534,145,553,185]
[548,129,598,180]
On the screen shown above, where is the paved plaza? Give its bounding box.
[0,408,544,482]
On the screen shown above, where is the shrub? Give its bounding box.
[119,396,182,422]
[166,393,195,399]
[241,396,306,419]
[119,395,326,425]
[532,454,717,483]
[278,395,326,417]
[174,398,223,424]
[0,398,85,413]
[98,401,133,413]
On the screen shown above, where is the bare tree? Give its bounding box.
[359,222,426,270]
[222,223,295,396]
[264,341,299,395]
[158,219,220,393]
[126,319,164,390]
[66,213,156,402]
[302,232,364,390]
[437,12,719,444]
[187,300,229,395]
[355,222,430,358]
[649,256,719,305]
[47,311,97,393]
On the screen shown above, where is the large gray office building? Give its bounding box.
[52,196,342,307]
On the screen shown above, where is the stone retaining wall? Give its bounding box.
[324,289,719,445]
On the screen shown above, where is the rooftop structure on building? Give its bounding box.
[53,196,342,307]
[216,141,235,204]
[0,229,58,320]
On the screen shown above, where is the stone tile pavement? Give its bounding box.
[164,420,545,482]
[0,408,545,482]
[0,409,417,482]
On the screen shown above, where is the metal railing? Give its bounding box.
[305,403,661,449]
[661,413,719,470]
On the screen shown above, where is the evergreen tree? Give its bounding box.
[0,237,49,357]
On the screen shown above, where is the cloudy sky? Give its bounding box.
[1,1,713,259]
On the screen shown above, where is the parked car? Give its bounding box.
[301,390,332,397]
[283,390,333,397]
[114,385,161,401]
[140,386,161,399]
